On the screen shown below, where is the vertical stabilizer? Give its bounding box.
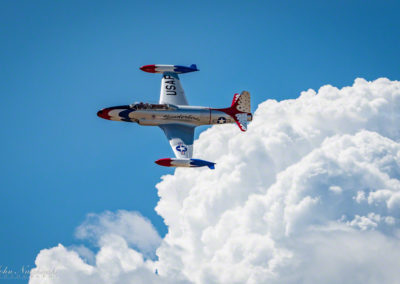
[232,91,251,113]
[214,91,252,132]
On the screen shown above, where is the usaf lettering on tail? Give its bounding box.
[97,64,252,169]
[164,75,176,96]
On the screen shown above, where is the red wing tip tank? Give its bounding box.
[97,64,252,169]
[155,158,216,169]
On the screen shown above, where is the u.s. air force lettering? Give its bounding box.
[164,75,176,96]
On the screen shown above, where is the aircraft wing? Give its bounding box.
[140,64,198,106]
[159,124,194,158]
[160,72,189,106]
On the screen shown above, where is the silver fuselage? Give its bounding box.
[106,105,251,127]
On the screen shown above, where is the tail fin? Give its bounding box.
[231,91,251,113]
[212,91,252,132]
[230,91,251,131]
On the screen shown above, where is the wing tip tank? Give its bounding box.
[140,64,199,74]
[155,158,215,169]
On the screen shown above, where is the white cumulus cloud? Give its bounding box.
[75,210,161,258]
[30,78,400,284]
[30,211,166,284]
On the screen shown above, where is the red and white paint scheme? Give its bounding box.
[97,64,252,169]
[155,158,215,169]
[140,64,199,74]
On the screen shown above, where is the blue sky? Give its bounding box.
[1,0,400,281]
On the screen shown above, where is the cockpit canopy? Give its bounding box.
[129,102,177,110]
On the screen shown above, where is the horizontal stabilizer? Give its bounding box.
[232,91,251,113]
[212,91,252,132]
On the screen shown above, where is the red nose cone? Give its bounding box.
[140,64,157,73]
[155,158,172,167]
[97,109,111,120]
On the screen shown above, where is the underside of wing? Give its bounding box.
[160,72,188,106]
[159,124,195,158]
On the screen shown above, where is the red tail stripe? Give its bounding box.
[231,93,240,107]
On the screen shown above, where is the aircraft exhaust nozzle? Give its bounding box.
[155,158,215,169]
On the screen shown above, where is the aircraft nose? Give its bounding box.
[97,109,110,120]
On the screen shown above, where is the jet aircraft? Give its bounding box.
[97,64,252,169]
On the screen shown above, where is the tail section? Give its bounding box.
[231,91,251,113]
[231,91,251,131]
[214,91,252,132]
[234,113,250,131]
